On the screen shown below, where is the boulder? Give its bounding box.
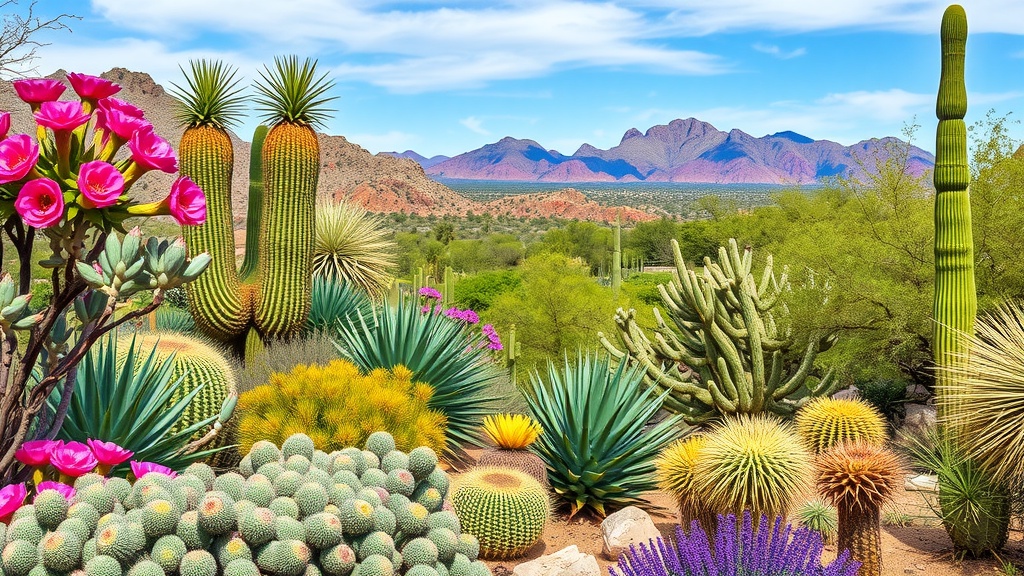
[905,474,939,492]
[601,506,662,560]
[904,404,937,430]
[512,545,600,576]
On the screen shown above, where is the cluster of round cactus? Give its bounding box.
[0,432,491,576]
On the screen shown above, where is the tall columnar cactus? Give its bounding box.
[612,215,622,297]
[600,238,839,424]
[172,58,335,351]
[933,4,974,420]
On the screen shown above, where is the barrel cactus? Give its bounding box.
[476,414,547,486]
[794,397,887,454]
[173,57,335,354]
[451,467,549,560]
[655,435,712,531]
[600,238,840,424]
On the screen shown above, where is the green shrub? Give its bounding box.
[854,379,910,427]
[453,271,521,312]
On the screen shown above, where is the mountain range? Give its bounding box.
[387,118,934,185]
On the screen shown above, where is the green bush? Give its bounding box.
[453,271,521,312]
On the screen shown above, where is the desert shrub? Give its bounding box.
[855,378,910,427]
[313,199,396,299]
[236,359,447,455]
[235,332,339,394]
[453,270,521,312]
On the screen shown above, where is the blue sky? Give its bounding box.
[22,0,1024,157]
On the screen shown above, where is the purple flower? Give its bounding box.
[130,461,177,479]
[482,324,503,350]
[35,481,75,502]
[609,510,860,576]
[418,286,442,300]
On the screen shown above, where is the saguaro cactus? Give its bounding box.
[612,214,622,297]
[933,4,974,417]
[600,238,839,424]
[172,58,335,351]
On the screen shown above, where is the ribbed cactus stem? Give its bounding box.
[254,122,318,337]
[612,215,621,297]
[239,125,268,282]
[838,508,882,576]
[181,125,249,341]
[933,4,974,420]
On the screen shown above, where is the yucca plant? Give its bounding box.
[817,442,903,576]
[334,297,502,456]
[656,435,712,530]
[610,510,860,576]
[691,414,812,530]
[313,199,397,300]
[794,498,838,545]
[940,300,1024,485]
[902,426,1010,557]
[306,276,375,334]
[523,352,684,518]
[45,334,228,473]
[477,413,547,485]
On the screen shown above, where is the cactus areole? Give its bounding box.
[933,4,974,418]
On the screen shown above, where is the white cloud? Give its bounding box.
[84,1,727,92]
[632,0,1024,35]
[459,117,489,136]
[752,43,807,59]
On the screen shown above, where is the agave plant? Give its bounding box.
[794,499,839,545]
[151,307,196,333]
[306,275,375,334]
[45,334,227,472]
[523,352,684,518]
[313,199,397,300]
[334,297,502,455]
[902,426,1010,557]
[610,510,860,576]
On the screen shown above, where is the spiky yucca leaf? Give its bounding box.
[306,276,374,334]
[482,414,542,450]
[940,300,1024,486]
[692,414,811,522]
[170,59,247,129]
[253,55,336,128]
[817,442,903,515]
[313,200,396,300]
[524,352,684,518]
[795,397,888,454]
[334,297,502,456]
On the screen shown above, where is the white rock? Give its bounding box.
[513,545,600,576]
[905,474,938,492]
[904,404,937,430]
[601,506,662,560]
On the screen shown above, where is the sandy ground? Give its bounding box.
[446,453,1024,576]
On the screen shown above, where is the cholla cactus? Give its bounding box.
[601,238,839,424]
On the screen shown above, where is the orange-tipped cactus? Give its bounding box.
[817,442,903,576]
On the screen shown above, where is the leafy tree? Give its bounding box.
[534,221,613,273]
[485,252,616,370]
[625,217,678,266]
[453,269,521,312]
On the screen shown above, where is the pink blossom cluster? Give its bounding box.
[481,323,503,351]
[418,286,442,300]
[415,288,502,353]
[1,73,206,229]
[443,306,480,325]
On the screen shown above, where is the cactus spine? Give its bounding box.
[933,4,974,419]
[173,58,335,352]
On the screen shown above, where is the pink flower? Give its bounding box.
[0,483,27,523]
[34,101,91,132]
[14,439,59,467]
[35,481,75,502]
[0,112,9,140]
[86,439,133,467]
[167,176,206,226]
[68,73,120,100]
[50,441,98,478]
[97,97,144,119]
[0,134,40,184]
[130,461,177,479]
[96,109,150,141]
[129,125,177,173]
[14,178,64,229]
[77,161,124,209]
[419,287,442,300]
[13,79,65,105]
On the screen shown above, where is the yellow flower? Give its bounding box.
[482,413,542,450]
